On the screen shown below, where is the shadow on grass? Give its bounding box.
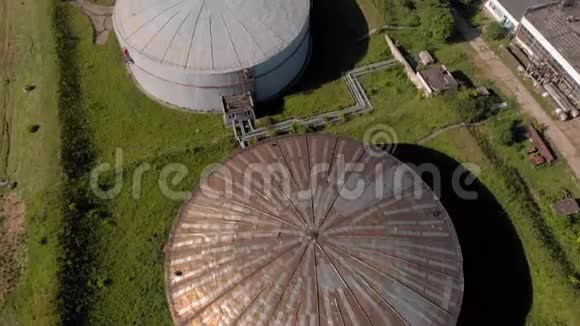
[256,0,369,117]
[394,144,532,326]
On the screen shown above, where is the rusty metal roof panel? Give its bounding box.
[166,134,464,325]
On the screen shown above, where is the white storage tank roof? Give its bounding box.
[114,0,310,72]
[113,0,311,111]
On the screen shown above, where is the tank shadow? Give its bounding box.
[393,144,533,326]
[285,0,370,95]
[256,0,369,117]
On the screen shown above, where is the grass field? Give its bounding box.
[3,0,580,324]
[0,0,63,324]
[422,127,580,325]
[2,0,393,322]
[58,1,395,321]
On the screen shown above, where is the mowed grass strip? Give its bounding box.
[1,0,63,324]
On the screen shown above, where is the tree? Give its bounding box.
[419,1,455,42]
[485,22,507,41]
[448,90,496,123]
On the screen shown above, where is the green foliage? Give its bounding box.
[447,90,497,123]
[289,123,312,134]
[381,0,420,25]
[418,1,455,42]
[485,22,507,41]
[490,118,518,146]
[427,127,580,324]
[53,3,105,323]
[569,275,580,288]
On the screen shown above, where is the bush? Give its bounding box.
[492,119,517,146]
[289,123,311,134]
[448,91,497,123]
[485,22,507,41]
[419,1,455,42]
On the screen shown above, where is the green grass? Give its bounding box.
[260,0,392,122]
[68,9,231,166]
[0,0,63,324]
[423,127,580,325]
[479,110,580,273]
[326,65,464,142]
[355,0,386,29]
[4,0,579,324]
[56,6,236,324]
[321,31,580,323]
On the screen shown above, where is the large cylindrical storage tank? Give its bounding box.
[165,135,465,325]
[113,0,311,112]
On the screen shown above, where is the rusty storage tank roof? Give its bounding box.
[165,135,464,325]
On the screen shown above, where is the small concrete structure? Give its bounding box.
[417,65,459,97]
[221,93,256,128]
[552,198,580,215]
[221,93,256,147]
[418,50,435,66]
[73,0,114,45]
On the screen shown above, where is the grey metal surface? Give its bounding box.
[112,0,311,111]
[166,135,464,325]
[525,2,580,74]
[495,0,551,20]
[114,0,309,72]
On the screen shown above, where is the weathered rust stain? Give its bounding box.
[166,135,464,326]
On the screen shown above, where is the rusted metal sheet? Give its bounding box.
[166,135,464,325]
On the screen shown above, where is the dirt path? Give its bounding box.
[72,0,113,45]
[454,13,580,180]
[0,192,26,304]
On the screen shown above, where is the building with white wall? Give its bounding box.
[484,0,550,31]
[514,1,580,108]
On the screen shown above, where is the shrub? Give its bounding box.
[487,118,523,147]
[419,1,455,42]
[289,123,310,134]
[448,91,497,123]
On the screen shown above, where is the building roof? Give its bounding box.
[498,0,552,20]
[526,124,555,163]
[524,2,580,73]
[165,134,464,325]
[418,65,459,93]
[113,0,310,73]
